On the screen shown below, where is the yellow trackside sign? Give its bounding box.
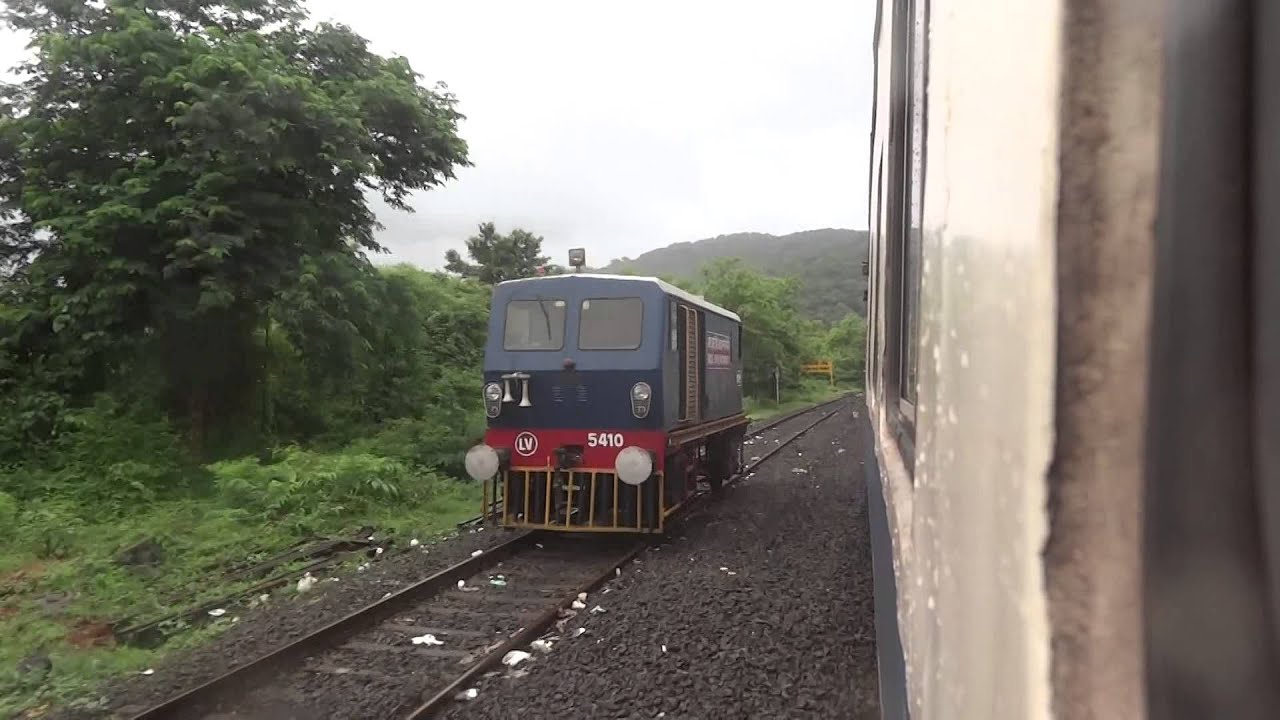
[801,360,835,385]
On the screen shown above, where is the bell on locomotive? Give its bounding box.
[464,250,749,534]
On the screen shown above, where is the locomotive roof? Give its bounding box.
[498,273,742,323]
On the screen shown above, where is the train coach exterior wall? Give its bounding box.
[867,0,1061,717]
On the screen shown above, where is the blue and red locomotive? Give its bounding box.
[464,252,748,533]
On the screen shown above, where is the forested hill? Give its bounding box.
[602,228,869,324]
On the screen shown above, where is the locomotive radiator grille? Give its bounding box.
[492,468,669,533]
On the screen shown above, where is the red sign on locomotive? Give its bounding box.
[706,331,732,369]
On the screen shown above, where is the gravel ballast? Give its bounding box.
[444,396,880,720]
[51,395,876,720]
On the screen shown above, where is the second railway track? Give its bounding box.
[128,397,846,720]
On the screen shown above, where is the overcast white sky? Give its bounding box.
[0,0,874,269]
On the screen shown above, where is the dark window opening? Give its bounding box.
[897,0,926,413]
[885,0,926,430]
[579,297,644,350]
[503,299,566,351]
[875,0,927,474]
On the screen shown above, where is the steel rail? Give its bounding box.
[412,394,849,712]
[126,532,540,720]
[412,398,847,718]
[742,406,843,476]
[746,391,850,438]
[130,396,849,720]
[405,542,647,718]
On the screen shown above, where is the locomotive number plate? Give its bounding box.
[586,432,626,448]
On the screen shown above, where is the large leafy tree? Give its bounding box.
[444,222,550,284]
[690,258,809,395]
[0,0,470,453]
[824,311,867,386]
[266,258,489,445]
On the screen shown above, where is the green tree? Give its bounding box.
[693,258,808,396]
[0,0,470,454]
[825,312,868,387]
[266,260,489,455]
[444,222,550,284]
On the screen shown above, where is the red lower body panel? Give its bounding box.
[483,428,668,470]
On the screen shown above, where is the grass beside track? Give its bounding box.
[744,381,856,422]
[0,484,481,718]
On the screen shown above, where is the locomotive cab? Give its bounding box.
[465,268,747,533]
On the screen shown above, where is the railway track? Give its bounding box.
[127,397,846,720]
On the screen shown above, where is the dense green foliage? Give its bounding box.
[0,0,470,458]
[824,311,868,385]
[683,258,813,395]
[0,2,487,713]
[604,228,870,324]
[665,258,866,396]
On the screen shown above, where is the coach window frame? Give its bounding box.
[882,0,927,466]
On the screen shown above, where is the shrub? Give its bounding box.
[0,395,188,510]
[17,497,86,558]
[209,447,427,521]
[0,490,16,529]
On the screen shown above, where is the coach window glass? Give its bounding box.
[579,298,644,350]
[503,299,566,351]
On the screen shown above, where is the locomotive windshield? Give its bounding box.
[503,298,566,351]
[578,297,643,350]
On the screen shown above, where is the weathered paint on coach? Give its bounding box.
[865,0,1170,717]
[865,0,1061,717]
[868,0,1280,717]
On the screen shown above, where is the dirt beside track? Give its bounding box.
[443,395,880,720]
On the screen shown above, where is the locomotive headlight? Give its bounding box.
[465,444,501,481]
[615,446,654,486]
[483,383,502,418]
[630,382,652,419]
